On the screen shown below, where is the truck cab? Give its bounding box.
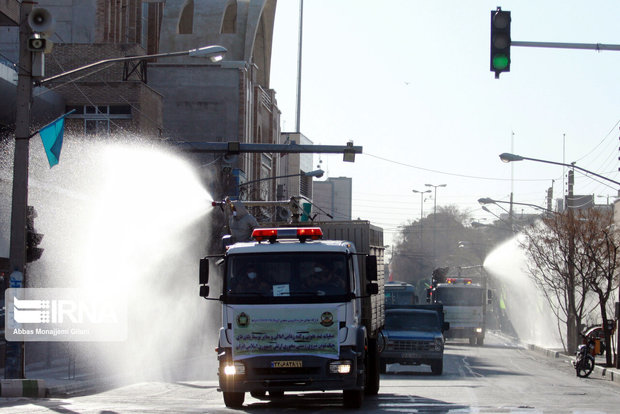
[199,224,384,409]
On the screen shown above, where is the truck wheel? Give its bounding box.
[268,390,284,398]
[343,389,364,408]
[431,360,443,375]
[469,337,476,346]
[365,338,380,395]
[476,336,484,346]
[223,391,245,408]
[380,360,387,374]
[250,391,265,398]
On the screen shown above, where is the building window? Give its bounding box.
[178,0,194,34]
[141,3,149,50]
[222,1,237,33]
[67,105,132,135]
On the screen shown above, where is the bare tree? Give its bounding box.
[572,208,619,366]
[520,211,590,352]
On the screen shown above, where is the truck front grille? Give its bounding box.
[391,340,433,351]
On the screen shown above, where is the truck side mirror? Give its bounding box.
[443,322,450,332]
[365,255,377,281]
[487,289,493,305]
[199,285,210,298]
[366,282,379,295]
[199,258,209,285]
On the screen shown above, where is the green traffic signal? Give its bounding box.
[490,7,511,78]
[492,54,509,71]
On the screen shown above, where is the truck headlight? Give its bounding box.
[329,360,352,374]
[475,327,483,333]
[434,338,443,351]
[223,361,246,376]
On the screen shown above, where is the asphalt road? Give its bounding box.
[1,332,619,413]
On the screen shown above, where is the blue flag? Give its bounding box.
[38,112,71,168]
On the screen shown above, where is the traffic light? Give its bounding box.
[26,206,44,263]
[490,7,511,79]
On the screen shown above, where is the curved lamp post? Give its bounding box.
[412,188,431,220]
[239,169,324,187]
[499,152,620,187]
[425,183,447,266]
[36,45,228,86]
[478,196,553,213]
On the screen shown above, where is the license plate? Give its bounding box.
[271,360,302,368]
[401,353,417,359]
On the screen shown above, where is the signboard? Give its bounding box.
[232,305,340,359]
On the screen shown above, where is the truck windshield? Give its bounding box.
[385,286,416,305]
[434,286,483,306]
[386,312,439,332]
[225,252,349,303]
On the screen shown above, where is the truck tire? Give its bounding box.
[365,338,380,395]
[431,360,443,375]
[223,391,245,408]
[343,389,364,409]
[250,391,265,398]
[476,336,484,346]
[469,337,476,346]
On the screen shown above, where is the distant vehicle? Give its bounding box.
[385,281,417,305]
[428,267,491,346]
[380,305,448,375]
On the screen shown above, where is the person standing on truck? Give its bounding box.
[225,197,259,243]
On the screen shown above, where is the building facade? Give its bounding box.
[313,176,353,221]
[1,0,285,203]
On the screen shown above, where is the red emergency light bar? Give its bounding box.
[252,227,323,243]
[445,278,472,284]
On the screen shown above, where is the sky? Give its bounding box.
[269,0,620,248]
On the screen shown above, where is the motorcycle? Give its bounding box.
[573,332,596,378]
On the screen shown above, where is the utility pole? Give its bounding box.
[425,184,446,267]
[566,169,577,352]
[6,1,34,379]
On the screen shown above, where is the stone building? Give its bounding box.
[148,0,281,201]
[1,0,284,203]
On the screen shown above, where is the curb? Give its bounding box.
[525,343,620,386]
[0,379,46,398]
[526,344,561,359]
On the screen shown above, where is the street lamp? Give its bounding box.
[499,152,620,187]
[478,197,553,213]
[35,45,227,86]
[239,169,324,187]
[425,183,446,266]
[412,189,431,220]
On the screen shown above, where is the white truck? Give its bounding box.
[427,266,491,346]
[199,221,385,408]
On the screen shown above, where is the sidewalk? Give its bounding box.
[0,358,132,398]
[525,343,620,385]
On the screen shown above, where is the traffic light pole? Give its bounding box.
[512,40,620,52]
[6,1,34,379]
